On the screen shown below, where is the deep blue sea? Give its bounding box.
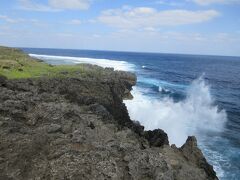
[22,48,240,180]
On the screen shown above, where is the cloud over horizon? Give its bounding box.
[98,7,220,30]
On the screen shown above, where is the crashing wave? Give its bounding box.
[125,76,227,147]
[29,54,135,72]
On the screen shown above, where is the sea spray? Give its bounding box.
[124,76,227,147]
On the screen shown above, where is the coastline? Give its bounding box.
[0,46,218,179]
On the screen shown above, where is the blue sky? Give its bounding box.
[0,0,240,56]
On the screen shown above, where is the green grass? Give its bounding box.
[0,46,105,79]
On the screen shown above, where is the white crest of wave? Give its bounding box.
[29,54,135,71]
[124,76,227,147]
[158,86,163,92]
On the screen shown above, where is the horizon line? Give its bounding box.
[11,46,240,59]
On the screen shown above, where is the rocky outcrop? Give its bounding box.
[0,65,217,180]
[180,137,217,179]
[144,129,169,147]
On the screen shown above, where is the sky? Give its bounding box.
[0,0,240,56]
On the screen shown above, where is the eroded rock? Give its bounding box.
[0,68,218,180]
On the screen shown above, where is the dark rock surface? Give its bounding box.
[0,67,218,180]
[144,129,169,147]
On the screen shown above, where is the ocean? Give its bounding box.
[22,48,240,180]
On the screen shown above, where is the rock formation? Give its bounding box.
[0,55,218,179]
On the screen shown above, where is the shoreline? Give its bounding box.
[0,46,218,179]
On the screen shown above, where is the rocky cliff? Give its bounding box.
[0,48,218,180]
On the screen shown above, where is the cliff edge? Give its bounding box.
[0,47,217,180]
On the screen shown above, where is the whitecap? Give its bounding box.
[158,86,163,92]
[158,86,171,94]
[29,54,135,72]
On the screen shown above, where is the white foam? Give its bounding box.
[158,86,163,92]
[124,76,227,147]
[125,77,228,177]
[158,86,171,93]
[199,142,226,179]
[29,54,135,71]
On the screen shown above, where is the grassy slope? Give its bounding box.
[0,46,104,79]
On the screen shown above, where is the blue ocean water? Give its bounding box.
[22,48,240,180]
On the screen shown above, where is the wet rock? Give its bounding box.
[129,120,145,136]
[181,136,217,180]
[144,129,169,147]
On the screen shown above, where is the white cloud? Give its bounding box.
[18,0,91,11]
[0,14,44,27]
[98,7,220,30]
[0,15,15,23]
[49,0,90,10]
[1,26,240,56]
[68,19,82,25]
[0,14,27,23]
[18,0,58,12]
[155,0,184,6]
[193,0,240,5]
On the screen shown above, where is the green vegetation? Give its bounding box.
[0,46,104,79]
